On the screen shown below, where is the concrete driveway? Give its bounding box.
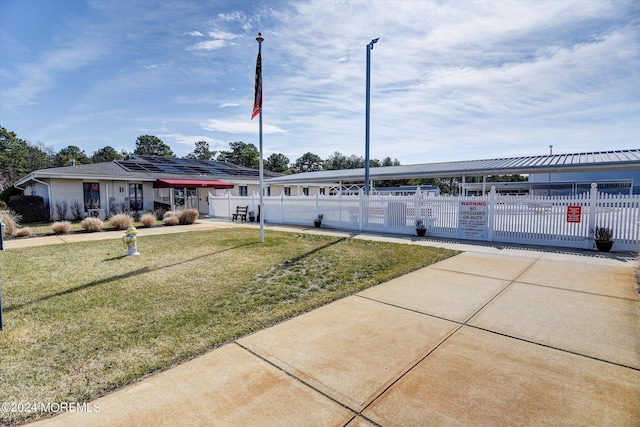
[12,222,640,426]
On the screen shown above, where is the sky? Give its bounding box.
[1,0,639,166]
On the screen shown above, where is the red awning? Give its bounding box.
[154,179,234,189]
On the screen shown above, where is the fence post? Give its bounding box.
[415,187,422,227]
[280,191,285,224]
[251,191,256,214]
[587,183,598,248]
[488,186,496,242]
[359,191,365,231]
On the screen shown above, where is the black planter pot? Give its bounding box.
[249,216,255,222]
[314,220,322,228]
[595,240,613,252]
[416,228,426,237]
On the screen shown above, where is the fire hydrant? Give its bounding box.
[123,225,140,256]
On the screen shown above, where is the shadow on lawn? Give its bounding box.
[5,242,260,313]
[4,267,151,312]
[280,237,348,269]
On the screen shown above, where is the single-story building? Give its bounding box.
[12,155,302,220]
[265,149,640,196]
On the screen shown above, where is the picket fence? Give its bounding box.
[208,183,639,252]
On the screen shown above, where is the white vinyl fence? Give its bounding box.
[209,183,639,252]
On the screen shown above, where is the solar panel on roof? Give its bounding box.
[116,155,281,178]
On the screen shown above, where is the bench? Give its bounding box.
[232,206,248,222]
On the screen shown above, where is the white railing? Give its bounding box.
[209,183,639,252]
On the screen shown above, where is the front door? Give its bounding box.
[186,189,198,210]
[173,188,185,210]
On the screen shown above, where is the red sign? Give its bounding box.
[566,206,581,223]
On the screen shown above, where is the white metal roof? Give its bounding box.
[266,149,640,185]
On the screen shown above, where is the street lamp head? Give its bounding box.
[256,32,264,43]
[369,37,380,49]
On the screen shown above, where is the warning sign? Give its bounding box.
[459,201,488,240]
[566,206,581,223]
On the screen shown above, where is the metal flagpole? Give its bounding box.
[256,33,265,243]
[364,37,379,195]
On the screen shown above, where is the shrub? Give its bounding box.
[70,200,84,221]
[154,208,167,220]
[0,185,21,204]
[51,221,71,234]
[109,214,133,230]
[590,226,614,241]
[164,215,179,226]
[0,210,20,235]
[140,213,157,228]
[15,227,32,238]
[55,201,69,220]
[163,211,177,219]
[81,217,104,232]
[8,195,48,223]
[178,209,199,225]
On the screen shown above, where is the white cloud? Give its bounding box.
[1,0,638,165]
[207,30,240,40]
[187,40,227,51]
[160,133,223,146]
[201,119,288,135]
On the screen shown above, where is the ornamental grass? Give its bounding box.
[140,213,157,228]
[51,221,71,234]
[15,227,32,238]
[81,217,104,232]
[163,215,179,226]
[0,210,20,235]
[177,208,199,225]
[109,214,133,230]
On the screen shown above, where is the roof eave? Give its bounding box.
[264,162,640,185]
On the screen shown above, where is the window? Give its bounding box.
[239,186,248,196]
[83,182,100,210]
[303,188,309,196]
[267,187,271,196]
[319,188,325,195]
[284,187,291,196]
[129,183,143,211]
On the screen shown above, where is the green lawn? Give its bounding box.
[0,228,456,424]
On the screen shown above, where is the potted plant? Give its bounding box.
[314,214,323,228]
[248,211,255,222]
[590,226,614,252]
[415,218,427,237]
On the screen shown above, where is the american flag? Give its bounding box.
[251,50,262,119]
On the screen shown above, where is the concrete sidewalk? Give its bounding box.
[13,221,640,426]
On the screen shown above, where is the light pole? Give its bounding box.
[364,37,379,195]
